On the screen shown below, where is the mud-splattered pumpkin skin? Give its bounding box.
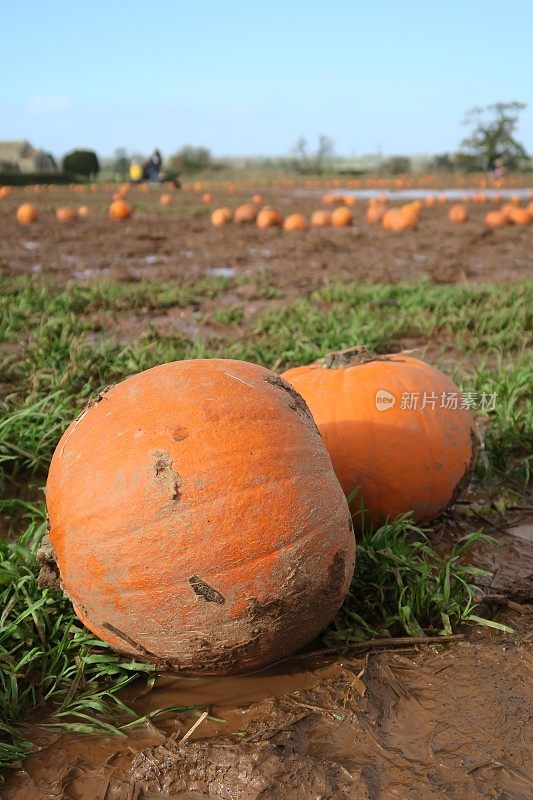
[281,348,478,528]
[46,359,355,674]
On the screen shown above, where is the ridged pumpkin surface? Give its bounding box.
[47,360,355,674]
[281,351,477,528]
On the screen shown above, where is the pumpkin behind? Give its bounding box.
[282,349,477,528]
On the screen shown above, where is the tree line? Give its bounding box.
[59,102,529,179]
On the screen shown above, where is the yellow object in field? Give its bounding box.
[129,163,143,181]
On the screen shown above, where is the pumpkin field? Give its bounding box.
[0,176,532,799]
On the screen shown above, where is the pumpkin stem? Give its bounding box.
[321,345,383,369]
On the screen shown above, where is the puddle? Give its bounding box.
[4,639,531,799]
[207,267,235,278]
[299,187,533,201]
[22,241,39,251]
[469,515,533,600]
[144,254,169,265]
[72,268,111,281]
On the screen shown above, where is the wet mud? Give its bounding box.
[3,631,532,799]
[1,187,531,295]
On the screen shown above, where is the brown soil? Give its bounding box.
[1,187,531,292]
[3,520,532,799]
[1,186,532,798]
[3,631,532,799]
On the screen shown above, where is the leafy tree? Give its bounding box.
[461,102,529,171]
[430,153,454,172]
[113,147,129,178]
[169,146,213,173]
[62,150,100,179]
[380,156,411,175]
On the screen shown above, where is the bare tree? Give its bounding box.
[291,135,334,173]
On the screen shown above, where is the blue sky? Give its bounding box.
[2,0,531,159]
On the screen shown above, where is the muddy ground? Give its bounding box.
[2,523,531,799]
[1,185,532,798]
[1,186,531,294]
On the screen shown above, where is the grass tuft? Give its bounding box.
[324,515,505,644]
[0,501,205,772]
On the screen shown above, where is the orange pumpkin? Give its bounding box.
[46,360,355,674]
[108,199,133,220]
[310,209,331,227]
[78,205,91,218]
[283,213,307,231]
[160,193,173,206]
[202,193,214,205]
[365,203,385,224]
[56,207,77,223]
[484,210,506,229]
[252,194,263,205]
[330,206,352,227]
[321,194,336,205]
[448,204,469,224]
[16,203,38,225]
[256,206,283,228]
[281,348,477,528]
[507,206,530,226]
[343,195,357,207]
[234,203,257,224]
[0,186,13,199]
[382,207,417,232]
[211,207,232,227]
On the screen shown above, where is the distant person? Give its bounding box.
[129,158,143,183]
[143,149,163,182]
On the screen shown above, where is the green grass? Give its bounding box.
[1,277,530,488]
[324,515,509,644]
[0,274,531,772]
[0,500,213,773]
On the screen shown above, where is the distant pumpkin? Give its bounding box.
[77,205,91,218]
[448,204,469,224]
[160,193,173,206]
[211,207,232,227]
[256,207,283,228]
[330,207,352,227]
[507,206,530,226]
[234,203,257,224]
[484,210,506,228]
[56,207,77,223]
[311,209,331,227]
[202,193,214,205]
[108,199,133,220]
[16,203,38,225]
[365,203,385,224]
[283,213,307,231]
[281,347,477,528]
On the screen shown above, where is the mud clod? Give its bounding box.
[189,575,226,604]
[36,534,60,590]
[263,375,318,431]
[151,449,181,500]
[131,714,355,800]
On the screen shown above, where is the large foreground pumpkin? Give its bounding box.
[281,348,477,528]
[47,360,355,674]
